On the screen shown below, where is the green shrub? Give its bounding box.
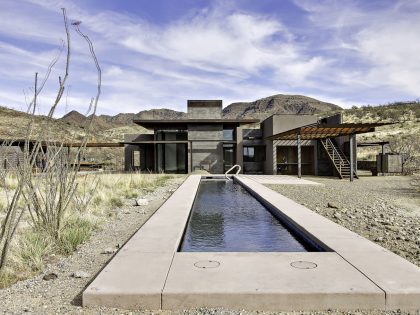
[123,188,137,199]
[0,269,18,289]
[57,217,93,254]
[109,196,123,208]
[17,232,52,271]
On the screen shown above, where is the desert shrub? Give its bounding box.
[122,188,137,199]
[411,174,420,192]
[109,196,123,208]
[57,217,93,254]
[0,268,17,289]
[3,175,18,190]
[389,134,420,174]
[17,232,52,271]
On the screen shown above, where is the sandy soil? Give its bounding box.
[0,175,419,315]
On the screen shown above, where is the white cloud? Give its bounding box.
[0,0,419,116]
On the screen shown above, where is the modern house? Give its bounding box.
[123,100,386,179]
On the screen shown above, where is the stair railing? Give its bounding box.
[225,164,241,181]
[325,138,347,171]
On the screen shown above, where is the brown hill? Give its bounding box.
[222,94,342,120]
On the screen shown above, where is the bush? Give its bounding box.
[109,196,123,208]
[17,232,52,271]
[0,268,17,289]
[57,217,93,254]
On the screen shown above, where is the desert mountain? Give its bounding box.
[222,94,341,120]
[2,95,418,145]
[59,94,342,128]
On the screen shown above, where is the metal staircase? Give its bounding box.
[320,138,358,179]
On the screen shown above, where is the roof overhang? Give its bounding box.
[266,123,392,141]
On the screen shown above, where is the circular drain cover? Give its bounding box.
[290,261,317,269]
[194,260,220,269]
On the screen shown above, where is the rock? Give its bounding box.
[327,202,338,209]
[42,273,58,281]
[134,198,149,206]
[71,271,90,278]
[101,248,117,254]
[333,212,341,219]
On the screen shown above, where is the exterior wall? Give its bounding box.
[124,107,357,177]
[188,124,223,173]
[262,115,318,175]
[187,100,222,119]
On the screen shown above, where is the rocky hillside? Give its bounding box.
[222,94,341,120]
[59,94,341,130]
[2,96,419,145]
[0,106,146,142]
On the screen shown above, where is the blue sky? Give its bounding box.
[0,0,419,116]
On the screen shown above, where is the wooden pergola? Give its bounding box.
[266,123,391,181]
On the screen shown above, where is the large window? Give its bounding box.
[156,130,188,173]
[156,130,187,141]
[157,143,187,174]
[223,128,235,141]
[243,146,265,162]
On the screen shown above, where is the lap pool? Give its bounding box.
[179,179,319,252]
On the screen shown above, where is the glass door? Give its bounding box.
[223,144,235,173]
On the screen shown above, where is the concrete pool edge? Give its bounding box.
[235,175,420,310]
[82,175,420,311]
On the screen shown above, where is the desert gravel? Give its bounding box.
[267,174,420,267]
[0,175,419,315]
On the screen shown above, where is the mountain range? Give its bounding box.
[60,94,341,129]
[1,94,418,145]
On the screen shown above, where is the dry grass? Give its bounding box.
[0,172,177,287]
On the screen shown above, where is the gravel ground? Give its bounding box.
[0,175,419,315]
[267,175,420,267]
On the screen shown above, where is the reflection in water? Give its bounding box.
[180,180,313,252]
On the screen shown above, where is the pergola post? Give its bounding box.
[381,142,385,175]
[297,133,301,179]
[349,134,355,182]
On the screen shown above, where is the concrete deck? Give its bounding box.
[83,175,420,311]
[242,174,322,185]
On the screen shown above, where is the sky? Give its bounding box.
[0,0,419,116]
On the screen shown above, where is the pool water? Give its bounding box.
[179,180,317,252]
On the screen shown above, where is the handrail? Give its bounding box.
[324,138,347,167]
[321,138,357,179]
[225,164,241,181]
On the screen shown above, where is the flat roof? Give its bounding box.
[266,122,392,140]
[133,118,259,127]
[357,141,390,147]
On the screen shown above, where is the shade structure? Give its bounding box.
[266,122,392,182]
[266,123,392,141]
